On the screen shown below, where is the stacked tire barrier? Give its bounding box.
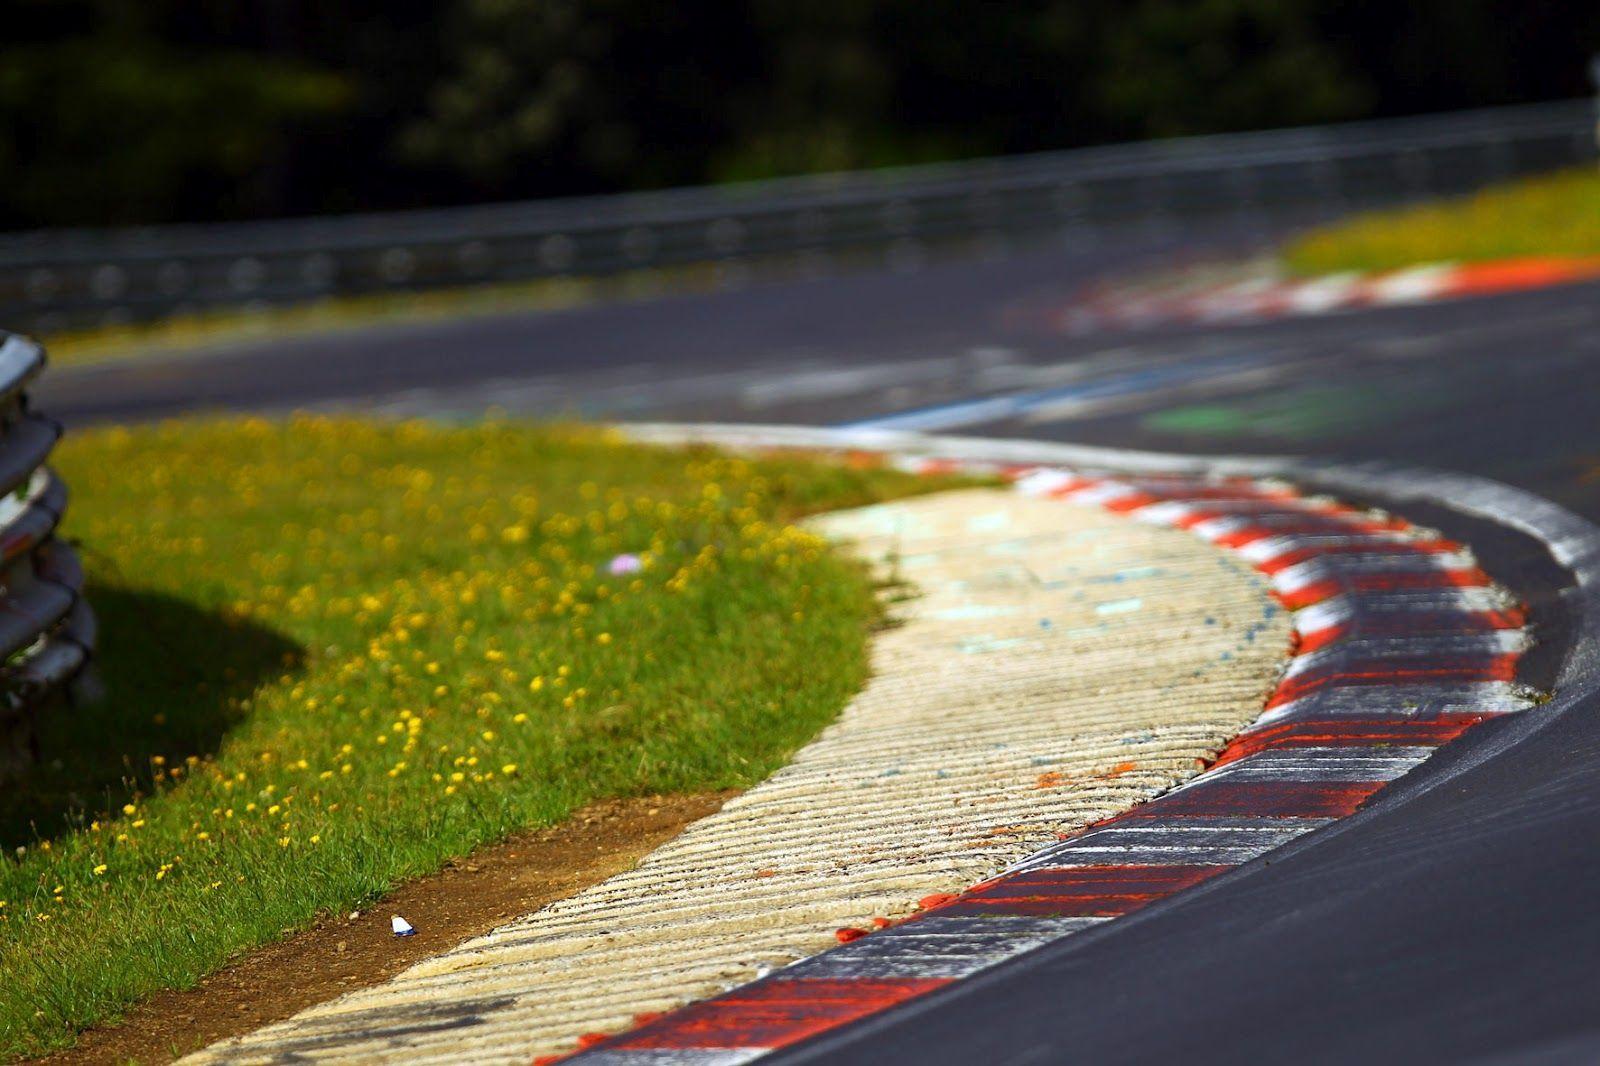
[0,331,92,778]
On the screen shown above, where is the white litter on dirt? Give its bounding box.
[186,487,1289,1065]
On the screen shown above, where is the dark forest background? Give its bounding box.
[4,0,1597,231]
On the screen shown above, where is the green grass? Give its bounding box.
[0,417,950,1057]
[1283,167,1600,275]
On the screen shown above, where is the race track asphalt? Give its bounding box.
[30,232,1600,1063]
[38,231,1600,524]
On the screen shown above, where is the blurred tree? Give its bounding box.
[0,0,1594,228]
[1089,0,1370,136]
[399,0,764,196]
[398,0,1368,192]
[707,1,1079,178]
[0,1,349,227]
[1314,1,1600,117]
[710,1,905,180]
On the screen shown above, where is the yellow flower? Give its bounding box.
[122,803,136,816]
[93,864,108,875]
[501,764,518,775]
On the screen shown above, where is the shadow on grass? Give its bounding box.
[0,583,303,849]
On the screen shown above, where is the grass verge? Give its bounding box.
[0,417,950,1058]
[1283,167,1600,275]
[39,272,656,371]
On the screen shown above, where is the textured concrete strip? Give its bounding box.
[188,488,1289,1065]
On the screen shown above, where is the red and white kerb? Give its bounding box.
[556,461,1535,1066]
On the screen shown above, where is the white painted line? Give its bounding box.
[1368,264,1455,305]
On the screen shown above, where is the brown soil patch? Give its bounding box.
[34,792,732,1066]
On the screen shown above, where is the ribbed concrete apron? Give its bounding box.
[189,488,1289,1065]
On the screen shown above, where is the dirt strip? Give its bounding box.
[33,793,731,1066]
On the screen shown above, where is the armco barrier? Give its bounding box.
[0,332,92,777]
[1,98,1594,334]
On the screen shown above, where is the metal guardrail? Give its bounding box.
[0,97,1594,334]
[0,333,91,776]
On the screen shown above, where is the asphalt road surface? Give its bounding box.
[40,232,1600,525]
[32,231,1600,1063]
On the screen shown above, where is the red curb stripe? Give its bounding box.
[1296,608,1526,654]
[1130,485,1298,503]
[1213,715,1489,766]
[1099,491,1161,513]
[1266,654,1520,708]
[611,978,952,1050]
[1119,780,1387,819]
[1445,257,1600,295]
[1207,515,1411,546]
[1274,569,1492,610]
[1051,257,1600,336]
[934,864,1230,918]
[1254,541,1461,575]
[1040,477,1099,497]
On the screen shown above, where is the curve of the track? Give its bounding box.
[659,427,1600,1065]
[30,228,1600,1062]
[768,460,1600,1066]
